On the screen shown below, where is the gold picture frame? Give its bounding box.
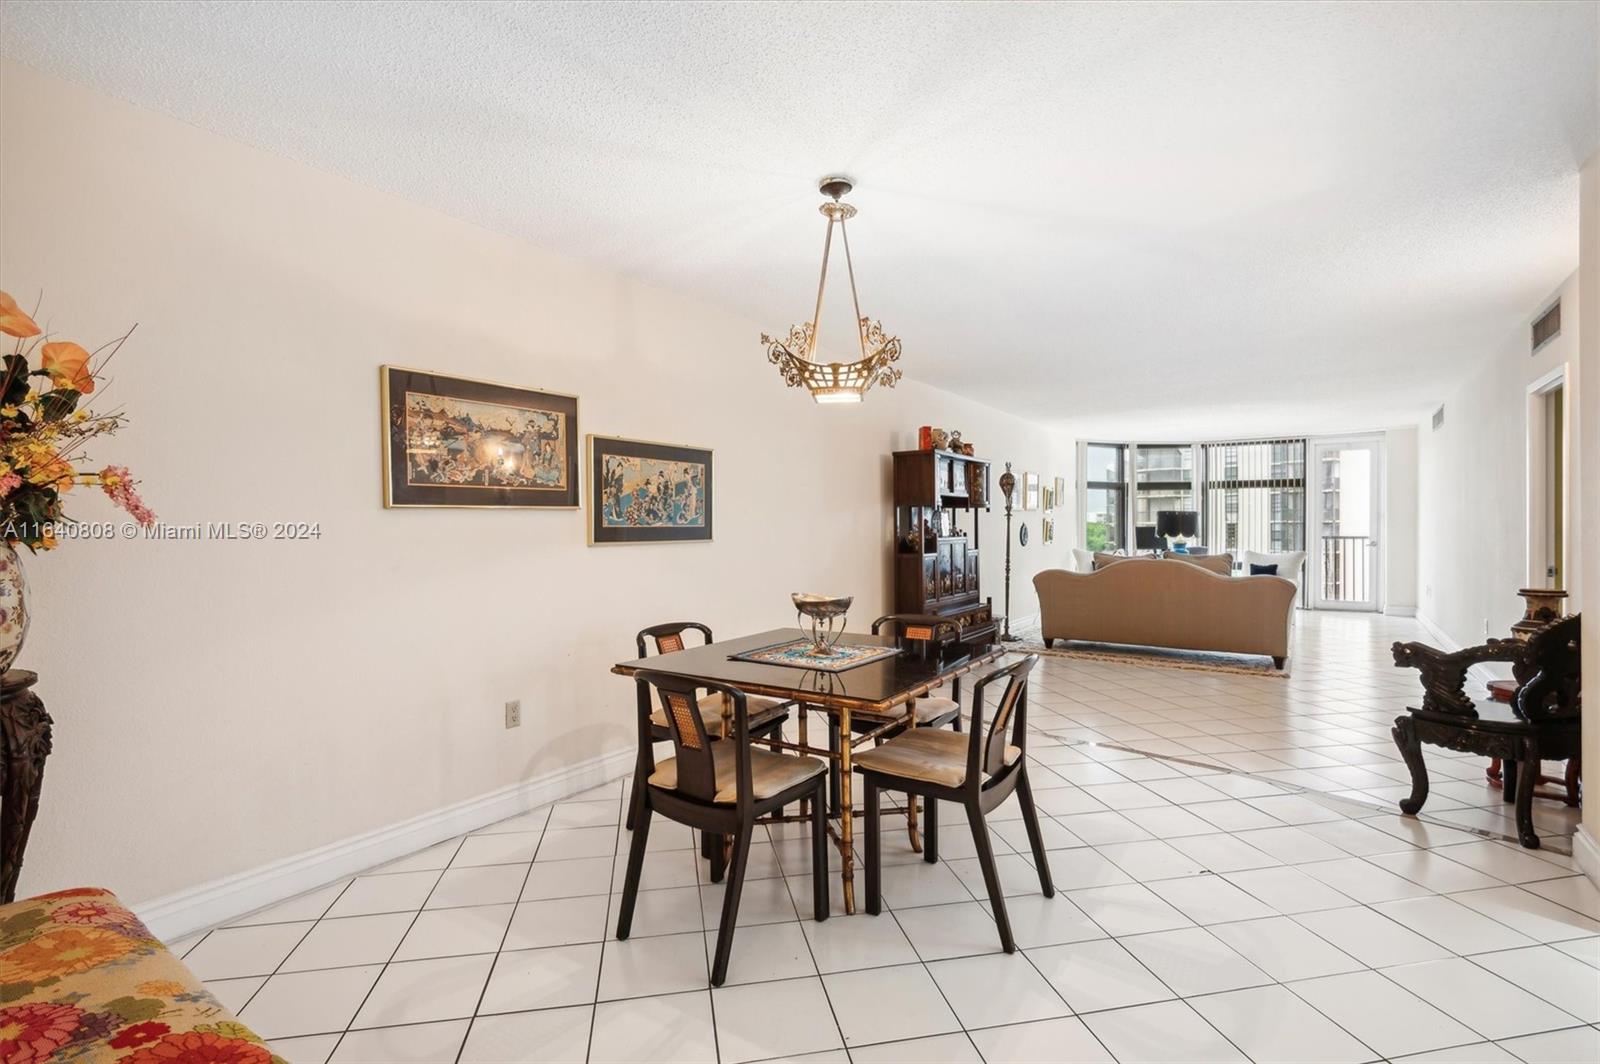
[586,434,713,545]
[381,365,580,509]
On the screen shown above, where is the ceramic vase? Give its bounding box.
[0,545,28,674]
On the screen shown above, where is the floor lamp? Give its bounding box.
[998,463,1019,642]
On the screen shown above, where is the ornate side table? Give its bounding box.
[0,671,50,903]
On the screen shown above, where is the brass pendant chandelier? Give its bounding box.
[761,177,903,404]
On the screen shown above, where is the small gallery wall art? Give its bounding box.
[1023,471,1040,511]
[382,366,579,508]
[588,435,713,545]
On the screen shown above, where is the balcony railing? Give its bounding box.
[1321,535,1371,604]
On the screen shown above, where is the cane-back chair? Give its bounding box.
[626,622,793,831]
[618,669,829,985]
[817,613,965,813]
[854,653,1054,953]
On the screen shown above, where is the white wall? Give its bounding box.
[0,61,1076,909]
[1384,426,1419,614]
[1416,270,1583,650]
[1579,150,1599,876]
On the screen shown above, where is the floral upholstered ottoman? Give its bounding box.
[0,888,281,1063]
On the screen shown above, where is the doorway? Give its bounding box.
[1311,437,1381,611]
[1527,370,1567,590]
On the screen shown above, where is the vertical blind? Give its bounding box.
[1199,438,1307,554]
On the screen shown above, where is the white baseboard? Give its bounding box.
[1414,612,1460,651]
[135,745,636,943]
[1384,605,1418,617]
[1575,827,1600,891]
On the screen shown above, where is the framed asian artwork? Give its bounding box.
[1023,471,1040,511]
[382,366,579,509]
[587,435,713,545]
[1054,476,1066,505]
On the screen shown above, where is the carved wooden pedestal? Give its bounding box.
[0,671,50,903]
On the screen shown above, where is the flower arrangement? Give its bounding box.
[0,290,153,550]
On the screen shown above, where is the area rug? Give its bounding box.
[1008,619,1288,677]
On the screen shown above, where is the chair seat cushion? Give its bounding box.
[852,728,1020,788]
[0,888,275,1062]
[650,693,788,735]
[913,697,960,723]
[649,744,826,804]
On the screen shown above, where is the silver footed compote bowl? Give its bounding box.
[792,593,853,657]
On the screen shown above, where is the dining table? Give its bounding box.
[612,626,1006,914]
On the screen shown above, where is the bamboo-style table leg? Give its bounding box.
[798,703,811,819]
[838,701,856,915]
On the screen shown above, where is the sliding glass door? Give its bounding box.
[1310,437,1381,611]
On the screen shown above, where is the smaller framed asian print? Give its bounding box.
[1054,476,1066,504]
[1023,471,1040,511]
[382,366,579,509]
[588,435,713,545]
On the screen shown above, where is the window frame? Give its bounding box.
[1083,442,1128,553]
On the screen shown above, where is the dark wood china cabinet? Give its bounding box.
[891,449,995,649]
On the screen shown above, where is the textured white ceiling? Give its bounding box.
[3,1,1597,437]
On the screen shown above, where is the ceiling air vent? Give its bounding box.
[1532,301,1561,353]
[1432,406,1445,431]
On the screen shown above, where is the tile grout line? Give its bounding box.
[322,833,472,1062]
[451,801,558,1064]
[229,877,362,1029]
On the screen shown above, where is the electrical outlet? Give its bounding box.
[504,700,522,729]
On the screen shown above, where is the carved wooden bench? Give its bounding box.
[1390,614,1580,849]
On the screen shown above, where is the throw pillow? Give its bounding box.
[1163,552,1232,575]
[1250,563,1279,576]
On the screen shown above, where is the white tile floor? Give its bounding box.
[168,612,1598,1063]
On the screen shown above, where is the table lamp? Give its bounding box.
[1156,510,1198,553]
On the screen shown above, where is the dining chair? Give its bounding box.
[820,614,965,814]
[853,653,1053,953]
[626,621,794,831]
[618,669,829,986]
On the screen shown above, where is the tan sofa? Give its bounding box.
[1033,557,1297,668]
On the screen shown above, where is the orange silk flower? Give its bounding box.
[24,449,75,492]
[40,341,94,394]
[0,291,40,339]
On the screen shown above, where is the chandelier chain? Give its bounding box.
[837,217,868,357]
[809,217,835,358]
